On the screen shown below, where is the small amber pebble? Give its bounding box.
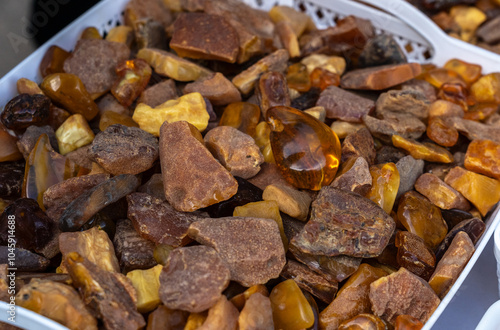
[310,68,340,91]
[340,63,421,90]
[394,314,423,330]
[267,106,341,190]
[254,121,275,163]
[55,114,95,155]
[338,313,387,330]
[395,231,436,280]
[257,71,291,117]
[438,83,472,110]
[269,279,315,330]
[276,21,300,58]
[423,68,467,89]
[366,163,400,214]
[184,312,208,330]
[449,6,486,42]
[126,264,163,313]
[470,73,500,103]
[80,27,101,39]
[99,111,138,132]
[426,117,459,147]
[392,135,454,163]
[287,63,311,92]
[428,100,464,118]
[444,59,482,85]
[464,139,500,180]
[230,284,269,310]
[301,54,346,75]
[111,59,152,107]
[17,78,44,95]
[219,102,260,137]
[414,173,470,211]
[0,124,22,162]
[39,45,71,78]
[464,103,498,121]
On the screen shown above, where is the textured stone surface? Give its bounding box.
[198,295,239,330]
[238,293,274,330]
[316,86,374,122]
[341,127,376,165]
[363,112,426,143]
[358,34,407,67]
[138,79,178,108]
[184,73,241,106]
[375,89,430,121]
[395,155,425,199]
[331,157,372,196]
[415,173,470,210]
[17,125,58,158]
[262,183,312,221]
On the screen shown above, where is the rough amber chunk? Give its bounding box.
[414,173,470,211]
[257,71,291,117]
[127,264,163,313]
[270,279,314,330]
[99,111,138,132]
[269,5,314,37]
[428,100,464,118]
[55,114,95,155]
[422,68,467,89]
[395,231,436,280]
[287,63,311,92]
[40,73,99,121]
[310,68,340,91]
[444,59,482,85]
[392,135,454,163]
[0,124,22,162]
[438,83,472,110]
[39,45,71,78]
[238,292,274,330]
[470,73,500,103]
[105,25,134,47]
[219,102,260,137]
[394,315,424,330]
[147,306,188,330]
[450,6,486,42]
[276,21,300,58]
[444,166,500,216]
[111,59,152,107]
[254,121,275,163]
[1,93,51,131]
[184,312,208,330]
[464,139,500,180]
[338,313,387,330]
[340,63,421,90]
[366,163,400,214]
[266,106,341,190]
[397,191,448,250]
[426,117,459,147]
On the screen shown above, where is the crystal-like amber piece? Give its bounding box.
[426,117,459,147]
[40,73,99,121]
[310,68,340,91]
[111,59,152,107]
[392,135,454,163]
[444,59,482,85]
[0,124,22,162]
[219,102,260,137]
[470,73,500,104]
[423,68,467,89]
[80,27,101,39]
[465,139,500,180]
[39,45,71,78]
[230,284,269,310]
[55,114,95,155]
[254,121,275,163]
[438,83,472,110]
[287,63,311,92]
[266,106,341,190]
[338,313,387,330]
[366,162,400,214]
[395,231,436,280]
[397,191,448,250]
[394,314,424,330]
[269,279,315,330]
[464,103,498,121]
[99,111,138,132]
[127,264,163,313]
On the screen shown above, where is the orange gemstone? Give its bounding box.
[219,102,261,137]
[444,59,482,85]
[437,83,473,110]
[394,314,424,330]
[111,59,152,107]
[270,279,315,330]
[423,68,467,89]
[392,135,454,163]
[310,67,340,91]
[287,63,311,92]
[366,163,400,214]
[426,117,459,147]
[39,45,71,78]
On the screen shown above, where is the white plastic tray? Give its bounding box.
[0,0,499,329]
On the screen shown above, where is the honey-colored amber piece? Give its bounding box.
[219,102,260,137]
[184,312,208,330]
[111,59,152,107]
[287,63,311,92]
[254,121,275,163]
[423,68,467,89]
[266,106,341,190]
[276,21,300,58]
[133,92,209,136]
[55,114,95,155]
[0,124,22,162]
[414,173,471,211]
[397,191,448,250]
[233,200,288,250]
[470,73,500,104]
[80,27,101,39]
[366,163,400,214]
[426,117,459,147]
[445,166,500,216]
[444,59,482,85]
[340,63,421,90]
[269,5,314,37]
[330,121,366,139]
[392,135,454,163]
[230,284,269,310]
[438,83,472,110]
[17,78,44,95]
[105,25,134,47]
[310,68,341,91]
[395,231,436,280]
[270,279,315,330]
[449,6,486,42]
[338,313,387,330]
[301,54,346,75]
[40,73,99,121]
[394,315,424,330]
[465,139,500,180]
[39,45,71,78]
[428,100,464,118]
[99,111,138,132]
[464,103,498,121]
[127,264,163,313]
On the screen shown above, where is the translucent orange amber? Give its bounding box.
[111,59,152,107]
[254,121,275,163]
[422,68,466,89]
[266,106,341,190]
[99,111,138,131]
[426,117,459,147]
[444,59,482,85]
[287,63,311,92]
[437,83,473,110]
[0,124,22,162]
[395,314,424,330]
[464,103,498,121]
[80,27,101,40]
[470,73,500,103]
[310,67,340,91]
[366,163,400,214]
[219,102,261,137]
[39,45,71,78]
[392,135,454,163]
[270,279,315,330]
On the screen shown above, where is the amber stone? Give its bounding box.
[238,292,274,330]
[470,73,500,103]
[269,5,313,37]
[147,306,188,330]
[257,72,291,117]
[464,139,500,180]
[287,63,311,92]
[127,265,163,313]
[434,217,484,261]
[437,83,472,110]
[184,312,208,330]
[39,45,70,78]
[428,99,464,119]
[422,68,467,89]
[366,163,400,214]
[395,231,436,281]
[1,94,51,131]
[426,117,459,147]
[219,102,260,137]
[414,173,470,211]
[338,313,387,330]
[111,59,152,107]
[230,284,269,310]
[99,111,138,131]
[0,161,24,199]
[254,121,275,163]
[394,315,423,330]
[340,63,421,90]
[266,106,341,190]
[0,124,22,162]
[397,191,448,250]
[464,103,498,121]
[40,73,99,121]
[310,68,340,91]
[80,26,101,39]
[269,279,314,330]
[392,135,454,163]
[47,105,71,131]
[444,59,481,85]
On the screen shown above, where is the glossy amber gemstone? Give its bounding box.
[392,135,454,163]
[111,59,152,107]
[266,106,341,190]
[465,139,500,180]
[310,67,340,91]
[39,45,71,78]
[338,313,387,330]
[287,63,311,92]
[437,83,473,110]
[444,59,482,85]
[269,279,315,330]
[394,314,424,330]
[464,103,498,121]
[219,102,261,137]
[397,191,448,250]
[395,231,436,280]
[254,121,275,163]
[0,124,22,162]
[470,73,500,103]
[423,68,467,89]
[80,27,101,39]
[366,163,400,214]
[40,73,99,121]
[426,117,459,147]
[99,111,138,132]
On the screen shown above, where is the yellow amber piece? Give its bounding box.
[80,27,101,40]
[105,26,134,47]
[126,264,163,313]
[17,78,44,95]
[99,111,139,132]
[464,139,500,180]
[234,201,288,250]
[287,63,311,92]
[422,68,466,89]
[339,313,387,330]
[444,59,482,85]
[266,106,341,190]
[55,114,95,155]
[269,5,314,37]
[470,73,500,104]
[112,59,152,107]
[254,121,275,163]
[301,54,346,75]
[230,284,269,310]
[366,163,400,214]
[450,6,486,42]
[184,312,208,330]
[270,279,315,330]
[133,92,209,136]
[392,135,453,163]
[219,102,261,137]
[330,121,366,139]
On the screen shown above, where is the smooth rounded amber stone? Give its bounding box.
[99,111,139,132]
[80,27,101,39]
[0,124,22,162]
[444,59,482,85]
[397,191,448,250]
[422,68,466,89]
[426,117,459,147]
[394,314,423,330]
[270,279,315,330]
[40,73,99,121]
[287,63,311,92]
[470,73,500,104]
[310,67,340,91]
[254,121,275,163]
[112,59,152,107]
[366,163,400,214]
[392,135,454,163]
[219,102,261,137]
[338,313,387,330]
[437,83,473,110]
[266,106,341,190]
[39,45,71,78]
[464,103,498,121]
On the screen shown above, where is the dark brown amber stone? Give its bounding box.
[310,68,340,91]
[111,59,152,107]
[287,63,311,92]
[395,231,436,281]
[437,83,473,110]
[266,106,341,190]
[1,94,50,131]
[394,314,423,330]
[39,45,71,78]
[0,161,24,199]
[219,102,261,137]
[257,71,291,117]
[338,313,387,330]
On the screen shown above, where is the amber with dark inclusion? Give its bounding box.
[1,94,51,131]
[219,102,261,137]
[39,45,71,78]
[111,59,152,107]
[437,83,472,110]
[395,231,436,281]
[266,106,341,190]
[287,63,311,92]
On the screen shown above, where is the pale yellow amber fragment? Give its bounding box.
[126,264,163,313]
[301,54,346,75]
[55,114,95,155]
[392,135,453,163]
[470,73,500,104]
[366,163,400,214]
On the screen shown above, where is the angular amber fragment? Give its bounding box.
[287,63,311,92]
[465,139,500,179]
[55,114,95,155]
[310,68,340,91]
[185,312,208,330]
[438,83,472,110]
[395,231,436,280]
[238,292,274,330]
[111,59,152,107]
[392,135,454,163]
[147,306,188,330]
[270,279,315,330]
[17,78,44,95]
[219,102,260,137]
[301,54,346,75]
[394,315,424,330]
[449,6,486,42]
[338,313,387,330]
[266,106,341,190]
[127,264,163,313]
[426,117,459,147]
[254,121,275,163]
[269,5,314,37]
[414,173,470,211]
[428,100,464,118]
[340,63,421,90]
[0,124,22,162]
[257,71,291,117]
[230,284,269,310]
[422,68,467,89]
[444,59,482,85]
[444,166,500,216]
[39,45,71,78]
[397,191,448,250]
[262,184,311,221]
[330,121,366,139]
[366,163,400,214]
[105,25,134,47]
[276,21,300,58]
[470,73,500,103]
[80,27,101,39]
[99,111,138,132]
[40,73,99,121]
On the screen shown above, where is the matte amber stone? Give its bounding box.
[426,117,459,147]
[269,279,315,330]
[397,191,448,250]
[470,73,500,103]
[414,173,471,211]
[219,102,260,137]
[444,59,482,85]
[394,315,423,330]
[40,73,99,121]
[465,139,500,179]
[392,135,454,163]
[111,59,152,107]
[338,313,387,330]
[99,111,139,132]
[366,163,400,214]
[266,106,341,190]
[257,71,291,117]
[0,124,22,162]
[428,100,464,119]
[340,63,421,90]
[269,5,314,37]
[395,231,436,280]
[287,63,311,92]
[422,68,467,89]
[39,45,71,78]
[310,68,340,91]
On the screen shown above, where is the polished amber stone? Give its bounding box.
[438,83,473,110]
[426,117,459,147]
[287,63,311,92]
[338,313,387,330]
[366,162,400,214]
[219,102,261,137]
[397,191,448,250]
[423,68,467,89]
[470,73,500,104]
[0,124,22,162]
[310,68,340,91]
[444,59,482,85]
[464,103,498,121]
[392,135,454,163]
[254,121,275,163]
[80,27,101,39]
[269,279,315,330]
[266,106,341,190]
[111,59,152,107]
[465,139,500,180]
[39,45,71,78]
[99,111,139,132]
[394,314,424,330]
[40,73,99,121]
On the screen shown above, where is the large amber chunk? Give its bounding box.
[219,102,260,137]
[40,73,99,121]
[397,191,448,250]
[464,139,500,180]
[266,106,341,190]
[470,73,500,103]
[392,135,453,163]
[269,279,315,330]
[257,72,291,117]
[55,114,95,155]
[444,59,481,85]
[366,163,400,214]
[111,59,152,107]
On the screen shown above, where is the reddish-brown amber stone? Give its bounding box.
[437,83,473,110]
[423,68,467,89]
[99,111,139,132]
[266,106,341,190]
[219,102,261,138]
[426,117,459,147]
[287,63,311,92]
[366,162,400,214]
[111,59,152,107]
[395,231,436,280]
[310,68,340,91]
[444,59,482,85]
[394,314,424,330]
[39,45,71,78]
